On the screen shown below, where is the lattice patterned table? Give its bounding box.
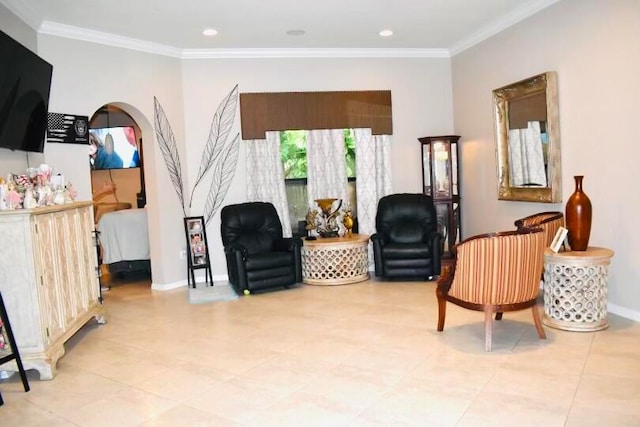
[543,247,614,331]
[302,234,370,285]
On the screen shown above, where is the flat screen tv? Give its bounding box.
[0,30,53,153]
[89,126,140,170]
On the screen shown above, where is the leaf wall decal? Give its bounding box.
[204,133,240,225]
[153,97,186,216]
[189,84,239,208]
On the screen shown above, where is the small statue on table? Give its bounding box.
[342,205,354,237]
[305,209,318,240]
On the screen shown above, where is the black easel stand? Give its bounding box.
[0,292,30,405]
[184,216,213,289]
[187,261,213,288]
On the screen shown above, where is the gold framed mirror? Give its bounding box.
[493,72,561,202]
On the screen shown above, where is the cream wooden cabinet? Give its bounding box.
[0,202,105,380]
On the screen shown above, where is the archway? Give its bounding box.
[89,102,153,283]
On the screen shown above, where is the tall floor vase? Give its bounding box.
[565,175,592,251]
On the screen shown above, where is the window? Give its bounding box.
[280,129,357,235]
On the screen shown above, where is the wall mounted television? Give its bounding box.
[0,29,53,153]
[89,126,140,170]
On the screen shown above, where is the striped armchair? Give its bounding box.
[436,228,546,351]
[514,211,564,247]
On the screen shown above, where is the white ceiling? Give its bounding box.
[1,0,558,56]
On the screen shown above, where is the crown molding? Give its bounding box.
[38,21,183,58]
[3,0,558,59]
[449,0,560,56]
[181,48,450,59]
[36,21,451,59]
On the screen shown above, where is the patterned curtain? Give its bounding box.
[306,129,349,208]
[245,131,292,236]
[354,128,392,237]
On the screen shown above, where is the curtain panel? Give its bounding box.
[354,128,392,238]
[245,131,292,236]
[306,129,350,208]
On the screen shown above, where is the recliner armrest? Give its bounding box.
[273,237,303,252]
[426,231,443,275]
[424,230,442,245]
[370,233,385,246]
[371,233,386,277]
[224,242,248,258]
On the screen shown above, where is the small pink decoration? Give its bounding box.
[6,189,23,209]
[65,182,77,202]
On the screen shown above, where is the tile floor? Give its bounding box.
[1,278,640,426]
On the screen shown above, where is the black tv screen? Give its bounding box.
[0,30,53,153]
[89,127,140,170]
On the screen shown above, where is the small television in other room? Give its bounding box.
[89,126,140,170]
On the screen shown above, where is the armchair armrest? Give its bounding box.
[224,242,249,292]
[273,237,303,252]
[370,233,385,277]
[426,231,443,275]
[370,233,385,245]
[224,242,248,258]
[275,237,303,282]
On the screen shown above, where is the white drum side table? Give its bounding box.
[302,234,370,285]
[543,247,614,331]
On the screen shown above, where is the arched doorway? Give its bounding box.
[89,104,146,216]
[89,103,151,282]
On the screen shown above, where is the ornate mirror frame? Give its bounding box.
[493,72,561,202]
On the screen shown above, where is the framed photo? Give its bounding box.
[550,226,568,253]
[183,216,210,269]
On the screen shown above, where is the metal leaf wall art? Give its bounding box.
[153,84,240,224]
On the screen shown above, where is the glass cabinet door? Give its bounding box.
[418,135,461,258]
[422,144,431,196]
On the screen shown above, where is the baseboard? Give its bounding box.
[151,273,229,291]
[608,303,640,323]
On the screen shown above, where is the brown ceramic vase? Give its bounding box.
[565,175,592,251]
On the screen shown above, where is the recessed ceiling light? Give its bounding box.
[286,29,306,36]
[379,29,393,37]
[203,28,218,37]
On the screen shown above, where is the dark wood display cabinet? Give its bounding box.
[418,135,461,258]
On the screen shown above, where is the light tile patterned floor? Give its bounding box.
[2,278,640,426]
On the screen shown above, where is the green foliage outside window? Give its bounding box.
[280,129,356,178]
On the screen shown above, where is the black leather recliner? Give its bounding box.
[371,193,442,280]
[221,202,302,294]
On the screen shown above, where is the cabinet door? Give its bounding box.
[55,210,82,323]
[78,206,100,305]
[66,206,99,312]
[32,214,65,344]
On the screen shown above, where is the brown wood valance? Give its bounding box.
[239,90,393,139]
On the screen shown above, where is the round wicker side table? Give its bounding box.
[301,234,369,285]
[543,247,614,331]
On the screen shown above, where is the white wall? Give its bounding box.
[36,35,188,286]
[180,57,454,275]
[452,0,640,318]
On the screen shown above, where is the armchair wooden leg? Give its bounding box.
[484,306,493,352]
[436,292,447,332]
[532,305,547,339]
[495,312,503,321]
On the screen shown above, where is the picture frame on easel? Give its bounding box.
[184,216,213,288]
[550,226,569,253]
